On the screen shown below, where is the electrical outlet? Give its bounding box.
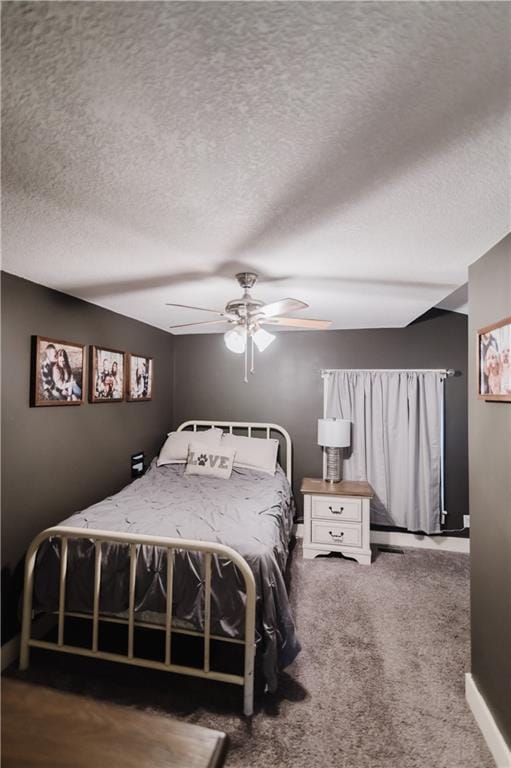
[463,514,470,528]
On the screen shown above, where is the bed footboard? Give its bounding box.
[19,526,257,717]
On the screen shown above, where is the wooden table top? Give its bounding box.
[2,679,228,768]
[300,477,375,498]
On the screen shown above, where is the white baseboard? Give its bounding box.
[1,633,20,672]
[370,530,470,554]
[466,673,511,768]
[294,524,469,553]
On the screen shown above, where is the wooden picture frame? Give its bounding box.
[127,354,153,402]
[477,315,511,402]
[31,335,85,406]
[89,346,126,403]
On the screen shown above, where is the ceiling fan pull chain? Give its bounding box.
[244,334,248,384]
[250,334,255,374]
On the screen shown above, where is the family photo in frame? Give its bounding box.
[477,315,511,402]
[127,354,153,401]
[31,336,85,406]
[90,346,125,402]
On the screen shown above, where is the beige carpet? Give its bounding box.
[8,542,493,768]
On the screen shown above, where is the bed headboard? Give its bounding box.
[176,420,292,483]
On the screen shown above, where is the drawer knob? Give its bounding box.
[329,531,344,540]
[328,506,344,514]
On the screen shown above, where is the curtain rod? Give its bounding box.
[321,368,456,377]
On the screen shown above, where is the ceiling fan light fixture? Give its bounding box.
[252,327,276,352]
[166,272,330,380]
[224,326,246,354]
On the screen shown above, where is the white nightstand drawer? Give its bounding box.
[311,521,362,548]
[311,496,362,523]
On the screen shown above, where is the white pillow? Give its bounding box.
[157,428,222,466]
[221,433,279,475]
[184,442,235,479]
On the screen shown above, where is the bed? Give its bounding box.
[19,421,300,716]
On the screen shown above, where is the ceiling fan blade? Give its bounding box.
[165,302,226,316]
[262,317,332,330]
[169,319,231,330]
[256,298,309,318]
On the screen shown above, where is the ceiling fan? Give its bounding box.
[167,272,332,382]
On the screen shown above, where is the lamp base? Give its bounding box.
[324,446,342,483]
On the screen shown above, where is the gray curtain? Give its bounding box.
[325,371,443,534]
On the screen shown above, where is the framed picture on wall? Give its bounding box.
[127,353,153,401]
[90,346,125,402]
[31,336,85,406]
[477,315,511,402]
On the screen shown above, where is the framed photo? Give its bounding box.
[127,354,153,401]
[31,336,85,406]
[90,346,125,402]
[477,315,511,402]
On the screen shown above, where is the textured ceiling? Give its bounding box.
[2,2,510,333]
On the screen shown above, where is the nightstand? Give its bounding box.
[301,478,375,565]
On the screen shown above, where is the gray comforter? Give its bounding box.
[33,461,301,691]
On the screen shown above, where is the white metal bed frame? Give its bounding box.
[19,420,292,717]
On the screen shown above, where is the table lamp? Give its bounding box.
[317,418,351,483]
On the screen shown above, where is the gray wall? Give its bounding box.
[1,272,174,639]
[468,235,511,745]
[172,309,469,530]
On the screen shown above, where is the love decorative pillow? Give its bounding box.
[184,442,236,480]
[220,434,279,475]
[157,428,222,467]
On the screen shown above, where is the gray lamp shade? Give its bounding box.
[317,418,351,448]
